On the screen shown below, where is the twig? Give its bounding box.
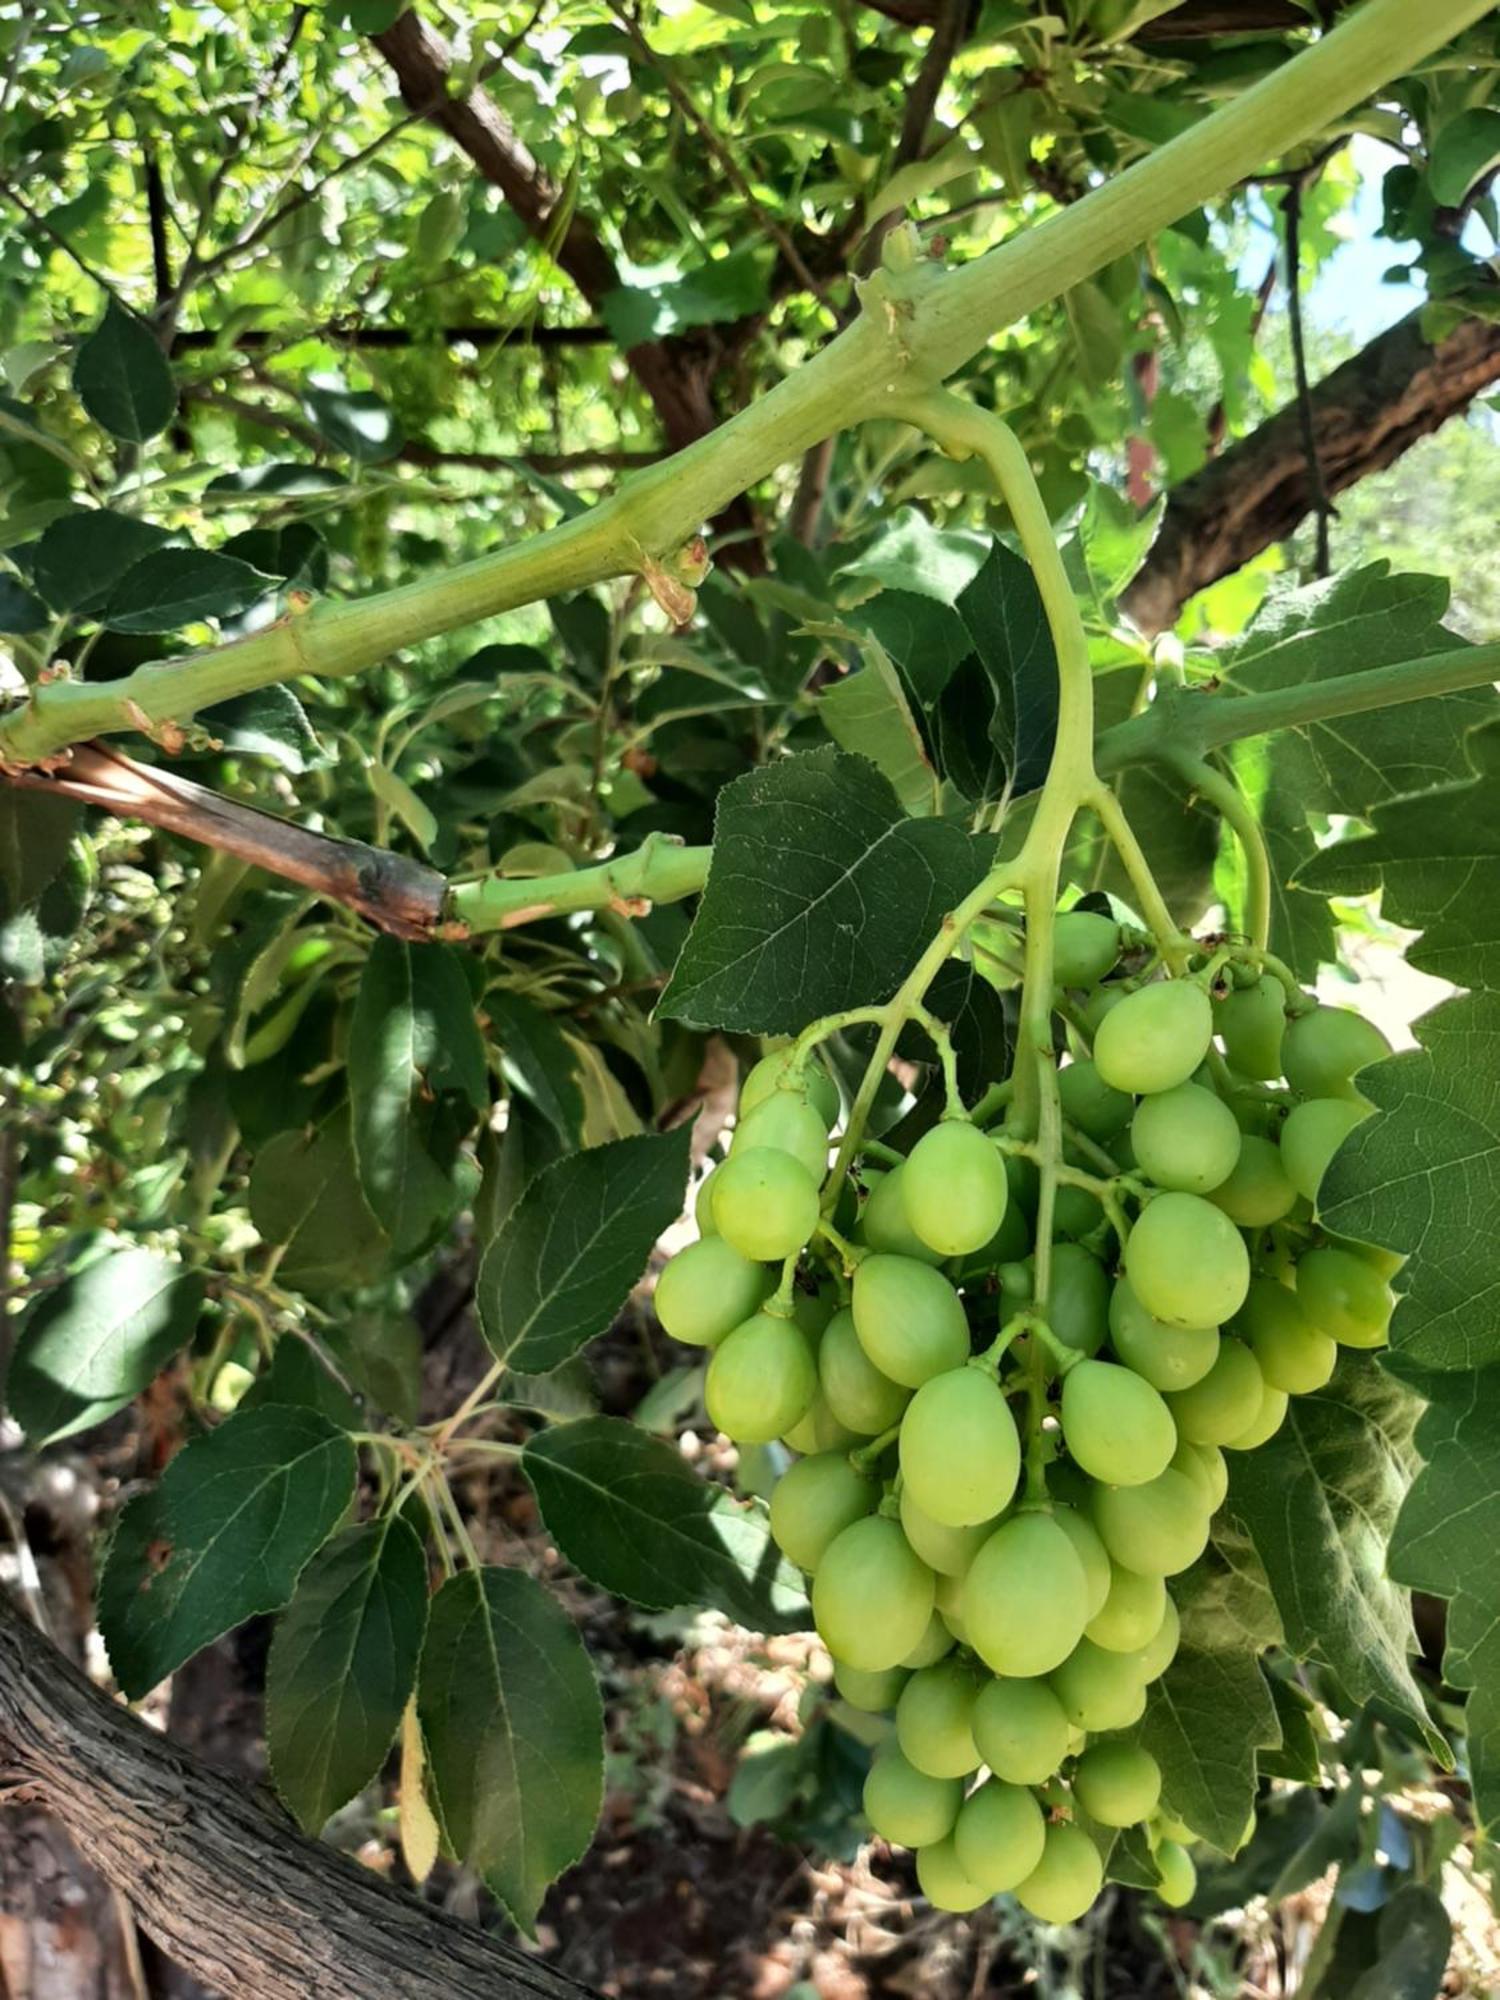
[1282,175,1334,575]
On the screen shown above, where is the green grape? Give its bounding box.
[1015,1821,1104,1924]
[768,1452,876,1572]
[1214,972,1287,1081]
[655,1236,769,1348]
[1130,1082,1241,1195]
[782,1390,860,1454]
[971,1675,1072,1786]
[793,1283,837,1341]
[1296,1245,1394,1347]
[1050,1637,1147,1731]
[1054,1181,1105,1240]
[1094,980,1214,1097]
[1072,1742,1161,1828]
[1282,1005,1391,1101]
[1108,1278,1219,1392]
[1050,1242,1111,1356]
[1279,1097,1371,1205]
[1091,1467,1210,1576]
[1050,1503,1113,1619]
[732,1093,830,1183]
[819,1307,911,1436]
[1058,1059,1134,1142]
[915,1835,990,1911]
[1085,1563,1166,1652]
[898,1488,997,1577]
[1171,1436,1228,1511]
[813,1515,935,1670]
[1133,1590,1181,1681]
[954,1195,1032,1280]
[900,1367,1022,1526]
[859,1166,946,1265]
[1060,1358,1178,1487]
[1326,1231,1405,1283]
[1053,909,1122,988]
[933,1569,970,1645]
[712,1148,820,1261]
[1004,1148,1042,1218]
[1125,1191,1250,1329]
[962,1513,1090,1677]
[1226,1381,1288,1450]
[953,1780,1047,1893]
[705,1311,816,1443]
[1208,1134,1297,1227]
[834,1660,910,1712]
[851,1255,971,1388]
[1165,1337,1264,1446]
[863,1745,962,1847]
[1238,1278,1336,1393]
[694,1172,720,1236]
[1080,981,1127,1038]
[896,1659,983,1778]
[900,1609,957,1669]
[902,1119,1009,1257]
[1155,1839,1197,1908]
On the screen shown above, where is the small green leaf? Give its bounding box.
[487,989,585,1143]
[600,250,770,347]
[105,549,273,632]
[522,1417,809,1630]
[418,1566,603,1931]
[0,572,45,632]
[98,1404,357,1698]
[204,687,323,773]
[29,509,169,615]
[8,1247,204,1444]
[365,762,439,851]
[816,623,939,817]
[1429,105,1500,207]
[302,381,404,462]
[266,1515,429,1831]
[74,300,175,443]
[0,791,79,911]
[248,1108,390,1294]
[239,1337,361,1430]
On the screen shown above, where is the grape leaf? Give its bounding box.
[1347,1885,1452,2000]
[522,1417,809,1631]
[487,988,584,1144]
[816,624,939,817]
[956,539,1058,797]
[28,509,169,615]
[417,1566,603,1932]
[0,791,78,911]
[1139,1646,1280,1854]
[105,548,274,633]
[74,300,175,443]
[248,1108,390,1295]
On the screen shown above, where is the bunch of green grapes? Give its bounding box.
[653,908,1396,1920]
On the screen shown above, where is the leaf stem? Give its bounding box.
[1166,752,1270,951]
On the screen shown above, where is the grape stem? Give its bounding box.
[1166,751,1273,953]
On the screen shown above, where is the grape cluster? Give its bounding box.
[654,908,1395,1920]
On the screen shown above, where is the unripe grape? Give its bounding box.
[933,1569,970,1645]
[1072,1741,1161,1827]
[899,1488,997,1576]
[860,1166,945,1265]
[1295,1245,1394,1347]
[896,1660,982,1778]
[1279,1097,1371,1205]
[900,1367,1022,1525]
[793,1284,837,1341]
[1171,1436,1228,1511]
[1326,1231,1405,1282]
[863,1745,962,1847]
[1282,1006,1390,1101]
[1085,1563,1166,1652]
[1165,1337,1264,1446]
[963,1513,1090,1677]
[1061,1358,1178,1487]
[971,1675,1072,1785]
[1050,1241,1111,1356]
[852,1255,970,1388]
[819,1307,910,1435]
[953,1781,1047,1893]
[1091,1467,1210,1576]
[835,1660,909,1712]
[813,1515,935,1670]
[732,1094,830,1183]
[1053,909,1122,988]
[1050,1637,1147,1731]
[1226,1381,1288,1450]
[740,1046,841,1127]
[1126,1192,1250,1329]
[900,1609,957,1669]
[1155,1839,1197,1908]
[712,1148,820,1261]
[1208,1134,1297,1227]
[694,1172,719,1235]
[1050,1503,1112,1619]
[1238,1278,1335,1393]
[1053,1180,1105,1239]
[1095,980,1214,1096]
[1058,1059,1134,1142]
[706,1311,816,1442]
[1108,1278,1219,1392]
[1080,981,1127,1037]
[1134,1590,1181,1681]
[769,1453,876,1573]
[655,1237,769,1347]
[915,1835,990,1911]
[1131,1082,1241,1194]
[782,1390,860,1455]
[1214,973,1286,1081]
[902,1120,1008,1257]
[1015,1822,1104,1924]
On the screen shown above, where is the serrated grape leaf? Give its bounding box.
[487,988,584,1144]
[266,1514,429,1832]
[9,1247,204,1445]
[74,300,175,443]
[841,509,988,605]
[417,1566,603,1932]
[239,1336,361,1430]
[1260,1673,1323,1783]
[349,939,487,1259]
[203,686,323,774]
[248,1107,390,1295]
[815,624,939,817]
[522,1417,809,1631]
[658,748,991,1034]
[0,791,78,911]
[28,509,169,614]
[98,1404,357,1698]
[955,540,1058,797]
[476,1129,692,1370]
[1224,1369,1441,1758]
[1139,1646,1280,1854]
[105,548,274,633]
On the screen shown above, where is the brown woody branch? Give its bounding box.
[170,320,614,351]
[855,1,1340,38]
[0,1592,598,2000]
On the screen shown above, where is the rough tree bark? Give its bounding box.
[0,1594,600,2000]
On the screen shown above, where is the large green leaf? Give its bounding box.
[522,1417,809,1631]
[28,509,169,614]
[248,1108,390,1294]
[417,1566,603,1931]
[98,1404,357,1698]
[73,300,175,443]
[816,625,939,817]
[8,1246,204,1444]
[105,548,273,633]
[955,539,1058,797]
[487,988,584,1144]
[658,748,990,1033]
[1140,1646,1281,1854]
[477,1129,692,1371]
[266,1514,430,1831]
